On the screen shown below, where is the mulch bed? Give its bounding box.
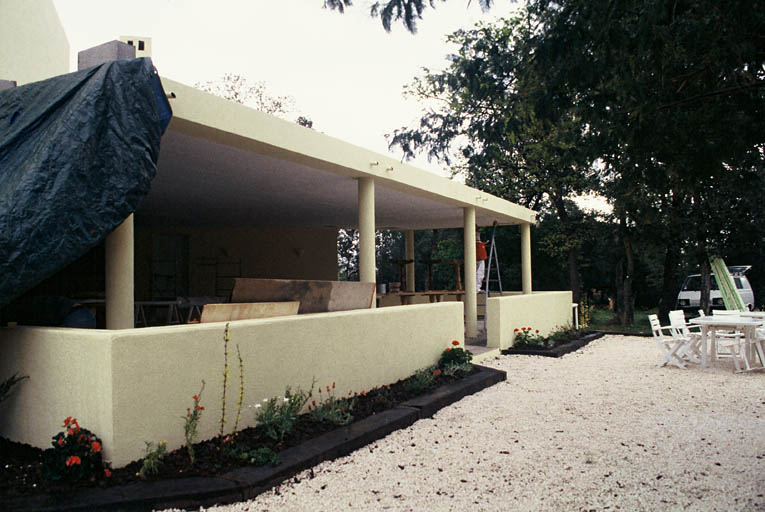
[1,367,480,500]
[501,331,605,358]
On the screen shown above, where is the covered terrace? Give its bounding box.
[0,74,571,467]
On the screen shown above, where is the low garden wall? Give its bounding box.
[0,302,463,467]
[486,291,573,350]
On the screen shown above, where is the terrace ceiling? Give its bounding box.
[136,79,535,231]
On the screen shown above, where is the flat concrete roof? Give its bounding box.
[136,79,536,230]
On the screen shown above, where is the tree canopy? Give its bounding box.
[388,0,765,322]
[324,0,496,33]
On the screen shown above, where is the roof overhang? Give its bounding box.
[136,79,536,231]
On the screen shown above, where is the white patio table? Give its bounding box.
[689,316,764,369]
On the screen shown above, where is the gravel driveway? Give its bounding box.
[166,335,765,511]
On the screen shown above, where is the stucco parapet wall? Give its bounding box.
[160,78,535,226]
[485,291,573,350]
[0,303,463,467]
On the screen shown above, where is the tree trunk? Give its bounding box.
[621,228,635,326]
[700,256,711,314]
[615,216,635,327]
[658,245,679,322]
[552,193,581,303]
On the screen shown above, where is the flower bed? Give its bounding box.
[502,328,604,358]
[1,340,491,507]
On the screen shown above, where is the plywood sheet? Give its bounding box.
[231,278,375,314]
[200,301,299,323]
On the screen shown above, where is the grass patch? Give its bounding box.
[588,306,654,335]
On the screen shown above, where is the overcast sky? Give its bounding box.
[52,0,521,176]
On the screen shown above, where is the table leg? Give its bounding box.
[710,326,717,362]
[701,325,708,367]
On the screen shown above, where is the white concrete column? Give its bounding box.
[405,229,415,292]
[521,222,532,294]
[463,207,477,338]
[106,214,134,329]
[358,178,376,297]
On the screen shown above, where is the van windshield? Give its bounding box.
[682,276,720,291]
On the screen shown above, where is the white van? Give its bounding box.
[676,266,755,311]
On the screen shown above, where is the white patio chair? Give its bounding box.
[668,310,702,363]
[648,314,689,368]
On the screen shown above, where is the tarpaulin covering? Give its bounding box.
[0,58,172,307]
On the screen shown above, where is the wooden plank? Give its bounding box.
[231,278,375,314]
[200,301,299,323]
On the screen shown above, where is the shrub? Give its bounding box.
[512,327,545,347]
[42,417,109,484]
[308,382,355,426]
[438,340,473,372]
[255,386,310,441]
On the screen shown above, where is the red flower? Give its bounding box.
[535,329,539,334]
[65,455,81,466]
[67,428,74,436]
[326,385,330,393]
[57,438,64,446]
[452,340,460,346]
[361,390,367,397]
[91,440,102,453]
[432,369,442,376]
[514,328,519,332]
[446,347,451,352]
[64,416,73,427]
[332,382,336,389]
[192,395,199,401]
[104,468,112,477]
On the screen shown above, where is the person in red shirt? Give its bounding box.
[475,231,487,292]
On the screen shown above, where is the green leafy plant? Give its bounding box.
[308,382,355,426]
[255,386,310,441]
[438,340,473,372]
[42,417,110,483]
[0,373,28,405]
[138,440,168,480]
[223,441,280,466]
[402,367,438,395]
[182,381,206,464]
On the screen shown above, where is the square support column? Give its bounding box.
[106,214,134,329]
[358,178,376,308]
[521,222,532,294]
[405,230,415,292]
[463,207,477,338]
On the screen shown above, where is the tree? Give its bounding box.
[324,0,496,33]
[195,73,314,127]
[388,15,599,302]
[523,0,765,321]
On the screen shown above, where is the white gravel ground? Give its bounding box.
[164,335,765,511]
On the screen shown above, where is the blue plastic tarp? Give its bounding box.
[0,58,172,307]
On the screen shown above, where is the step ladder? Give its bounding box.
[482,222,503,328]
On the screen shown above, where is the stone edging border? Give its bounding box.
[501,331,605,358]
[4,366,506,512]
